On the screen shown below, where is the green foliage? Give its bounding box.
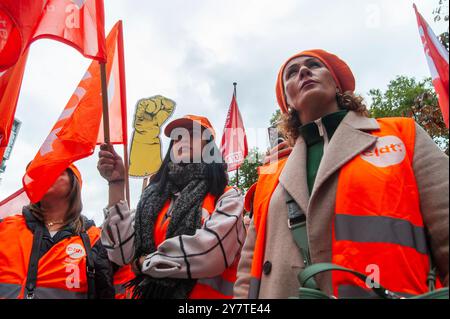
[368,76,449,154]
[368,76,430,118]
[229,147,263,192]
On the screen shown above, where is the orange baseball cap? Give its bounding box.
[68,163,82,188]
[276,49,355,114]
[164,115,216,139]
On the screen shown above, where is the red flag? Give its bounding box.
[97,21,128,146]
[0,49,29,163]
[0,0,106,71]
[220,89,248,172]
[22,22,124,203]
[0,188,30,219]
[414,4,449,127]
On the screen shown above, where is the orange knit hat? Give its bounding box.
[276,49,355,113]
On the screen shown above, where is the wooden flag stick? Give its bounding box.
[100,63,131,205]
[101,62,131,204]
[233,82,239,188]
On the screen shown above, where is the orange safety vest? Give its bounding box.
[154,186,238,299]
[249,118,441,298]
[0,215,101,299]
[113,264,135,299]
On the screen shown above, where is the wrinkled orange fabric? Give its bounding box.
[23,23,122,203]
[96,21,128,145]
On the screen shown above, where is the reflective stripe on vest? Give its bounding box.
[0,215,101,299]
[248,277,261,299]
[333,117,440,298]
[33,287,88,299]
[197,275,234,296]
[335,214,428,254]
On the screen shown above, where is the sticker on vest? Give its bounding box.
[360,136,406,167]
[66,243,86,259]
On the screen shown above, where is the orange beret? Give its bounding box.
[276,49,355,114]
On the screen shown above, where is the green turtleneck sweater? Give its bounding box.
[298,110,348,194]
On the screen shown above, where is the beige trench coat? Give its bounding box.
[234,111,449,299]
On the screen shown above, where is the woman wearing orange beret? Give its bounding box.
[234,49,449,299]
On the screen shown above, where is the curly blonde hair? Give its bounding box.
[278,91,369,145]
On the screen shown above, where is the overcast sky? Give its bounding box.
[0,0,447,225]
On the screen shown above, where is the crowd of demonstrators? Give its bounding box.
[98,115,246,299]
[0,49,448,301]
[234,49,449,299]
[0,165,114,299]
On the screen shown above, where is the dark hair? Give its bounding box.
[150,140,228,198]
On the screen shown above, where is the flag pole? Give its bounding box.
[233,82,240,188]
[100,63,110,144]
[123,144,131,205]
[101,62,128,202]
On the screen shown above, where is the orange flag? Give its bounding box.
[0,49,29,164]
[22,22,125,203]
[0,0,106,71]
[97,21,128,146]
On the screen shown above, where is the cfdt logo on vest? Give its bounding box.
[66,243,86,259]
[360,136,406,168]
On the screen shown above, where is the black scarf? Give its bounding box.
[126,162,210,299]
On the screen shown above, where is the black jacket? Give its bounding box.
[22,208,115,299]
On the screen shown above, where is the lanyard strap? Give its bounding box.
[80,231,96,299]
[24,226,44,299]
[284,189,318,289]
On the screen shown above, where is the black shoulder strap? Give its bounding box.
[24,226,44,299]
[80,231,96,299]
